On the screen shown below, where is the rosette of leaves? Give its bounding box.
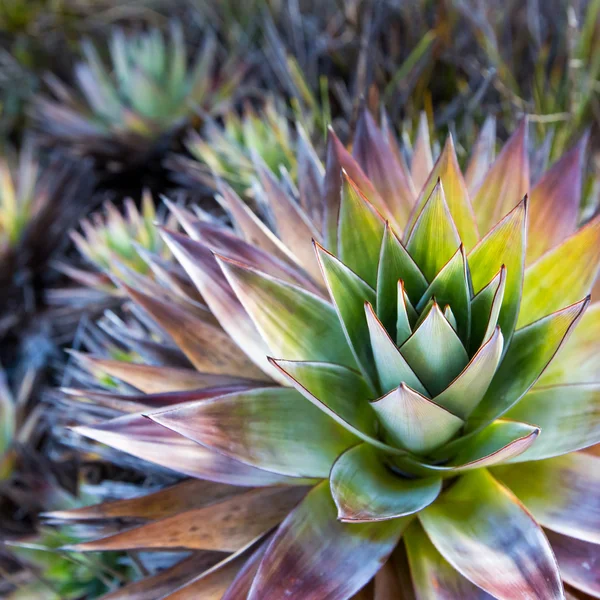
[33,22,246,169]
[52,112,600,599]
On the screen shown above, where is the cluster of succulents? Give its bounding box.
[44,112,600,599]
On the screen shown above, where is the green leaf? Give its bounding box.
[417,244,471,342]
[404,521,494,599]
[410,112,434,193]
[504,383,600,462]
[217,255,357,369]
[248,481,408,600]
[315,243,377,388]
[376,222,428,332]
[469,266,506,352]
[371,384,464,454]
[518,215,600,327]
[538,302,600,385]
[149,387,358,478]
[365,303,427,395]
[433,327,504,419]
[419,469,563,600]
[468,297,589,428]
[471,120,529,234]
[330,443,441,522]
[406,180,461,282]
[337,172,385,287]
[493,452,600,544]
[407,136,479,250]
[400,302,469,396]
[396,281,414,345]
[467,198,526,343]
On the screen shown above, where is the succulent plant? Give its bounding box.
[33,22,246,169]
[52,112,600,599]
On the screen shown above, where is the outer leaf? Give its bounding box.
[405,180,461,282]
[74,414,311,486]
[518,215,600,327]
[353,108,416,227]
[315,243,377,387]
[467,198,526,342]
[270,359,403,456]
[410,112,434,193]
[337,172,385,287]
[248,481,408,600]
[296,123,325,226]
[221,537,270,600]
[376,222,428,332]
[433,326,504,419]
[66,487,307,553]
[504,383,600,461]
[469,266,506,352]
[419,469,564,600]
[493,453,600,544]
[407,136,479,250]
[365,303,427,395]
[399,302,469,396]
[471,120,529,233]
[404,521,494,600]
[416,244,471,341]
[149,387,357,478]
[468,297,589,428]
[527,135,587,263]
[217,255,356,369]
[330,443,441,522]
[538,302,600,385]
[371,384,464,454]
[544,530,600,598]
[465,115,496,193]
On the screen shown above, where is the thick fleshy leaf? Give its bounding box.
[469,266,506,352]
[493,453,600,544]
[315,243,377,387]
[66,487,306,553]
[411,112,434,194]
[376,222,428,331]
[373,544,416,600]
[296,123,325,226]
[221,537,270,600]
[337,173,385,287]
[248,481,408,600]
[270,359,403,455]
[396,281,414,344]
[468,297,589,428]
[408,136,479,250]
[399,302,469,396]
[68,353,228,393]
[98,552,224,600]
[365,303,427,395]
[465,115,496,193]
[255,163,323,279]
[432,327,503,419]
[467,198,526,341]
[215,180,297,266]
[471,120,529,233]
[353,109,416,227]
[161,541,258,600]
[545,530,600,598]
[419,469,564,599]
[122,285,264,380]
[149,387,357,478]
[330,443,441,522]
[217,255,357,369]
[538,302,600,385]
[160,228,277,379]
[74,414,311,486]
[527,135,587,263]
[504,383,600,461]
[45,479,242,522]
[406,180,461,282]
[518,215,600,327]
[371,384,464,454]
[427,420,540,472]
[416,244,471,341]
[404,521,494,600]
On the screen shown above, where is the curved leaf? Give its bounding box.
[469,265,506,352]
